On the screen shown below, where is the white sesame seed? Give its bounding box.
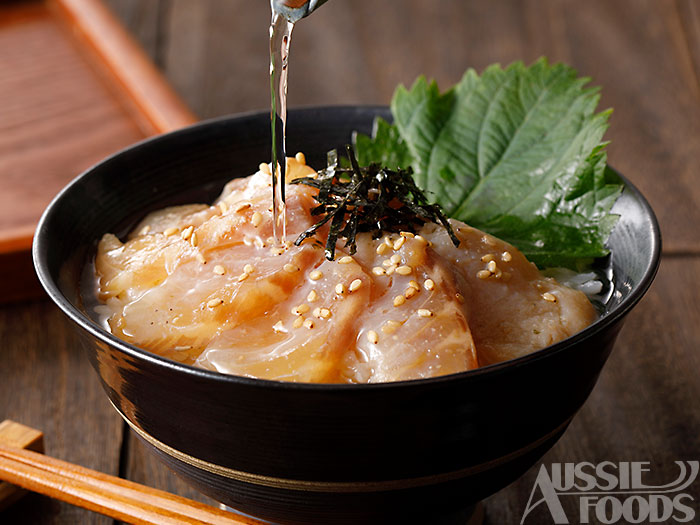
[417,309,433,318]
[251,212,263,227]
[376,243,389,255]
[382,259,394,268]
[384,237,394,247]
[310,270,323,281]
[335,283,346,295]
[487,260,498,273]
[393,295,406,307]
[502,251,513,262]
[295,152,306,165]
[139,225,151,235]
[207,298,223,308]
[272,321,287,333]
[395,265,412,276]
[293,316,304,329]
[367,330,379,344]
[386,265,397,276]
[259,162,271,174]
[164,227,178,236]
[181,226,194,240]
[390,254,402,264]
[415,235,427,244]
[404,287,418,299]
[196,253,206,264]
[213,265,225,275]
[307,290,319,302]
[284,263,299,273]
[312,307,322,318]
[408,280,420,290]
[270,246,285,256]
[481,254,495,262]
[243,264,255,274]
[393,237,406,250]
[190,232,198,247]
[477,270,491,279]
[372,266,386,276]
[424,279,435,291]
[338,256,354,264]
[320,308,331,319]
[266,236,275,244]
[234,202,251,213]
[542,292,557,302]
[237,272,249,282]
[349,279,362,292]
[303,318,315,329]
[382,320,401,335]
[293,304,310,315]
[218,201,229,214]
[400,231,415,238]
[455,293,465,304]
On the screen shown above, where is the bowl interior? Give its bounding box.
[33,105,661,379]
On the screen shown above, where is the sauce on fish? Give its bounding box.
[94,158,596,383]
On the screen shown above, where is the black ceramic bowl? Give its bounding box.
[33,107,660,524]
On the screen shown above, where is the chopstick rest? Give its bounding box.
[0,420,44,511]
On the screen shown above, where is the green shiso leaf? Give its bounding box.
[353,58,623,268]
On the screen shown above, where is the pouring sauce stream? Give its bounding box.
[269,11,294,244]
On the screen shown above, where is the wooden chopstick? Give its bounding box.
[0,444,262,525]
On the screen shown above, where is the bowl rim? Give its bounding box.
[32,105,663,392]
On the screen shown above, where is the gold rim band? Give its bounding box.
[112,400,571,493]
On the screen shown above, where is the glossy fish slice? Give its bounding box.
[95,159,596,382]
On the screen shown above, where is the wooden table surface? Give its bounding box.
[1,1,698,523]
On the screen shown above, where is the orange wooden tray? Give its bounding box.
[0,0,197,303]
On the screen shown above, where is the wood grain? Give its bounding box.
[0,0,196,304]
[52,0,197,135]
[0,2,145,237]
[0,301,123,524]
[676,0,700,96]
[1,0,698,522]
[102,0,164,60]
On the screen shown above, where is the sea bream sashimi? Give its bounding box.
[95,157,596,383]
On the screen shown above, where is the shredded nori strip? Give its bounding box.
[291,145,460,260]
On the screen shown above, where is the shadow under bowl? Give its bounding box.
[33,106,661,524]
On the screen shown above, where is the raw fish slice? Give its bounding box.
[96,162,322,365]
[422,222,597,365]
[196,257,370,383]
[344,234,479,382]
